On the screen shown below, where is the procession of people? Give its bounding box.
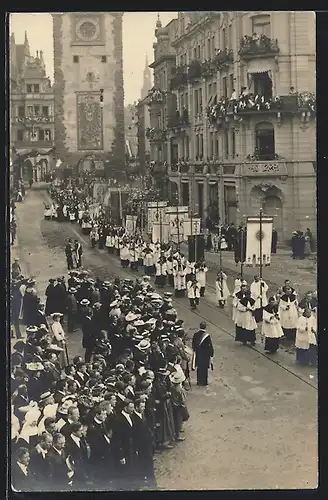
[10,177,317,491]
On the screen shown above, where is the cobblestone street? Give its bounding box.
[11,186,318,490]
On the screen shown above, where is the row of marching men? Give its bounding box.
[89,228,212,310]
[231,275,317,365]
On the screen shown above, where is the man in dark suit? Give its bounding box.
[67,288,78,333]
[87,406,116,488]
[133,398,156,489]
[192,321,214,386]
[12,447,35,491]
[81,310,95,363]
[112,399,139,489]
[65,422,90,488]
[65,240,74,271]
[46,433,72,490]
[60,406,80,438]
[29,432,53,487]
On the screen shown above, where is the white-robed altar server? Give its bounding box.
[185,260,195,280]
[215,271,230,308]
[295,308,317,366]
[250,275,269,324]
[232,279,246,323]
[155,256,167,288]
[261,296,284,354]
[129,242,139,270]
[234,287,256,346]
[278,285,299,343]
[187,274,201,310]
[173,261,187,297]
[195,261,208,297]
[120,240,130,268]
[142,244,155,276]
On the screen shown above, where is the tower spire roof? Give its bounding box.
[141,53,152,99]
[156,12,162,28]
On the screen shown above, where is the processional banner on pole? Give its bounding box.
[125,215,138,234]
[183,218,201,238]
[246,216,273,267]
[152,222,170,244]
[166,206,189,242]
[77,92,103,151]
[147,201,168,233]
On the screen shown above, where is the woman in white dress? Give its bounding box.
[278,286,299,344]
[215,271,230,308]
[261,296,284,354]
[50,313,67,368]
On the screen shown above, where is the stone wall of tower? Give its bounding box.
[52,12,124,170]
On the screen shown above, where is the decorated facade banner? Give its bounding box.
[147,201,168,233]
[245,216,273,267]
[125,215,138,234]
[166,206,189,242]
[152,222,170,244]
[183,218,201,238]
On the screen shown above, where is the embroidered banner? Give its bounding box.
[77,92,103,150]
[147,201,168,233]
[183,218,201,238]
[245,216,273,267]
[125,215,137,234]
[166,206,189,242]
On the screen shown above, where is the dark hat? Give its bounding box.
[13,340,26,351]
[49,278,56,283]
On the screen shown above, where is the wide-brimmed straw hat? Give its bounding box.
[169,371,186,384]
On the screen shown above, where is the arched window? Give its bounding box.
[255,122,275,161]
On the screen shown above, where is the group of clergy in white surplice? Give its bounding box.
[227,275,317,364]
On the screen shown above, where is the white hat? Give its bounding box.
[110,300,119,308]
[151,293,162,300]
[125,312,140,322]
[26,326,39,334]
[142,275,151,281]
[25,362,44,371]
[80,299,90,306]
[146,318,157,325]
[136,339,151,351]
[50,312,64,317]
[169,371,186,384]
[133,319,145,327]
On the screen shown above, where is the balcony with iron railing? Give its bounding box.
[239,34,279,60]
[170,65,188,90]
[145,127,167,142]
[206,92,316,125]
[14,139,54,149]
[147,87,166,104]
[187,59,203,82]
[12,115,54,124]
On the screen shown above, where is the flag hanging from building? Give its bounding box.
[125,215,138,234]
[147,201,168,233]
[245,216,273,267]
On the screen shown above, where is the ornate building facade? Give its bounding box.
[52,12,125,176]
[124,103,138,161]
[10,32,55,182]
[150,12,316,241]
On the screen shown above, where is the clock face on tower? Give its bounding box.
[75,18,101,42]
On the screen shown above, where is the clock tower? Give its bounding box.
[52,12,124,173]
